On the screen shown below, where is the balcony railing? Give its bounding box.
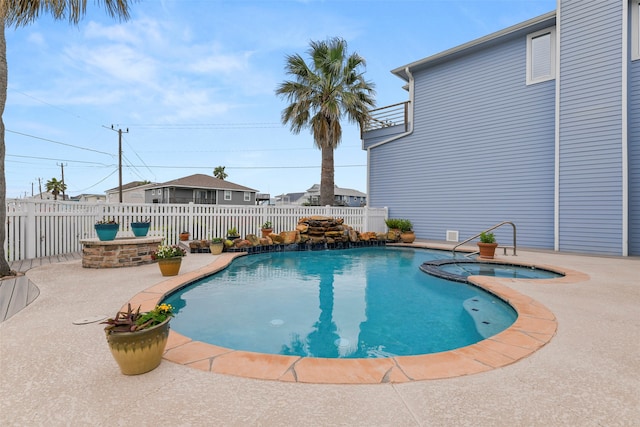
[364,101,409,132]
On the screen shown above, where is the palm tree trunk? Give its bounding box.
[0,22,12,276]
[320,146,335,206]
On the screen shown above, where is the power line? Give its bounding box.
[6,154,112,166]
[6,129,115,156]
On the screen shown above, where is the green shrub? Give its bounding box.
[479,231,495,243]
[385,218,413,232]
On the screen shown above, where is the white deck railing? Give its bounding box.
[4,201,388,262]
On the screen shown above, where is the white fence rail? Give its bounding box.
[4,201,388,262]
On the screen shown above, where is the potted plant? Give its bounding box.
[152,244,187,276]
[130,218,151,237]
[477,231,498,259]
[95,217,119,241]
[261,221,273,238]
[209,237,224,255]
[226,226,240,241]
[179,231,190,241]
[397,219,415,243]
[385,218,415,243]
[102,303,174,375]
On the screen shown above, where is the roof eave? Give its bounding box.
[391,10,556,81]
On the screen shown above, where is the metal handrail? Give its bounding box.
[452,221,517,257]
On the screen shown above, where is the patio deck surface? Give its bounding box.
[0,242,638,425]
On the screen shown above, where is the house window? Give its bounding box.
[224,190,232,201]
[633,0,640,61]
[151,190,155,195]
[526,27,556,85]
[244,192,250,202]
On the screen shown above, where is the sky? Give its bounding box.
[4,0,556,200]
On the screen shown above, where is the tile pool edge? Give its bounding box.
[123,248,584,384]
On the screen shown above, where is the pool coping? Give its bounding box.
[122,246,590,384]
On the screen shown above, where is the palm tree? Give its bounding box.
[45,177,67,200]
[213,166,228,180]
[276,37,375,206]
[0,1,134,277]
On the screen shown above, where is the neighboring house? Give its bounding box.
[287,184,367,207]
[362,1,639,256]
[274,192,306,205]
[145,174,258,205]
[105,181,157,204]
[70,194,106,203]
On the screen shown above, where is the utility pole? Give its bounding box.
[106,125,129,203]
[57,162,67,200]
[37,177,43,199]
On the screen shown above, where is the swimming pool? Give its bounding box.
[164,247,518,358]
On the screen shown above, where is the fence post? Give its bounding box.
[26,201,36,259]
[188,202,194,238]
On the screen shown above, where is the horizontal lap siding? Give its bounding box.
[558,1,624,255]
[368,36,555,248]
[630,58,640,255]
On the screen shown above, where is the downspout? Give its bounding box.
[554,1,561,252]
[366,66,415,203]
[622,0,629,256]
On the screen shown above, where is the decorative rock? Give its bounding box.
[271,234,284,244]
[349,230,359,242]
[281,230,300,244]
[246,234,261,246]
[235,239,252,248]
[259,237,272,246]
[296,223,309,233]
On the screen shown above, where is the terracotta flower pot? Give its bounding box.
[477,242,498,259]
[105,318,170,375]
[179,232,190,241]
[157,257,182,276]
[261,228,273,238]
[400,231,415,243]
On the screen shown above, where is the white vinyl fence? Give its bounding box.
[4,200,388,262]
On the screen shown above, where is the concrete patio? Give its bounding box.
[0,244,638,425]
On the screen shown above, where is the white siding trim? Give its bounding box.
[527,26,557,85]
[632,0,640,61]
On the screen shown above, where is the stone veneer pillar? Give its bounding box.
[80,236,164,268]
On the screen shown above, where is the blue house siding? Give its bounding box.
[630,57,640,255]
[557,0,624,255]
[368,35,556,249]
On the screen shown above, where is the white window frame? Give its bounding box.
[244,192,250,202]
[224,190,232,201]
[526,26,556,85]
[633,0,640,61]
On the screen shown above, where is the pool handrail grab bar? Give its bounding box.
[452,221,517,257]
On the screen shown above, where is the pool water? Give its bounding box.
[164,247,517,359]
[437,262,561,279]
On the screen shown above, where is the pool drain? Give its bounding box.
[334,338,350,347]
[270,319,284,327]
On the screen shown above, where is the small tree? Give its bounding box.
[213,166,228,180]
[45,177,67,200]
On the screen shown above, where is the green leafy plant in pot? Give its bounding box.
[477,231,498,259]
[102,303,174,375]
[209,237,224,255]
[261,221,273,237]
